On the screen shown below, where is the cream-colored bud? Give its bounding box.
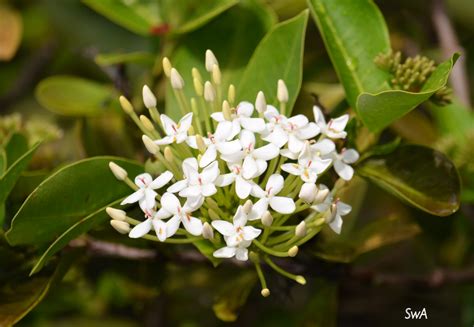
[205,49,218,72]
[208,208,220,220]
[222,100,232,121]
[142,85,157,109]
[277,79,288,103]
[170,68,184,89]
[110,220,130,234]
[142,135,159,155]
[193,78,203,96]
[119,96,134,115]
[164,146,174,162]
[188,124,195,135]
[255,91,266,113]
[228,84,235,104]
[140,115,155,132]
[313,186,330,203]
[212,64,221,85]
[295,221,307,237]
[262,211,273,227]
[106,207,127,221]
[206,197,219,209]
[288,245,299,257]
[299,182,317,203]
[162,57,172,77]
[243,200,253,215]
[204,81,215,102]
[261,288,271,297]
[295,275,307,285]
[202,222,214,240]
[109,162,128,180]
[192,67,202,83]
[195,134,207,153]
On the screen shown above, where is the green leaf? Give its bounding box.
[95,51,155,66]
[4,133,28,167]
[357,54,460,132]
[357,145,461,216]
[430,99,474,142]
[237,10,308,114]
[35,76,118,117]
[0,149,6,175]
[82,0,158,36]
[5,157,143,247]
[163,0,239,35]
[307,0,391,109]
[165,0,276,120]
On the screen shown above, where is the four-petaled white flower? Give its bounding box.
[121,171,173,211]
[155,113,193,145]
[212,206,261,261]
[250,174,296,218]
[215,161,255,199]
[155,192,204,236]
[313,105,349,139]
[332,148,359,181]
[312,192,351,234]
[211,101,265,139]
[129,208,171,242]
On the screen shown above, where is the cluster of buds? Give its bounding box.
[107,50,359,295]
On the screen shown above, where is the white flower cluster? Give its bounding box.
[107,50,359,268]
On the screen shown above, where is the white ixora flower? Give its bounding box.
[211,101,265,139]
[129,209,173,242]
[168,158,220,200]
[221,130,279,180]
[121,171,173,211]
[313,105,349,139]
[212,206,262,261]
[312,194,351,234]
[155,192,204,236]
[215,161,255,199]
[250,174,296,217]
[332,148,359,181]
[155,112,193,145]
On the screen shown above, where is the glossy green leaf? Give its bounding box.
[35,76,118,117]
[237,10,308,114]
[0,149,6,175]
[307,0,391,109]
[357,145,461,216]
[6,157,143,246]
[165,0,276,120]
[357,54,459,132]
[5,133,28,167]
[95,51,154,66]
[82,0,158,36]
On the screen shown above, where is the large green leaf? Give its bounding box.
[357,54,459,132]
[35,76,118,117]
[307,0,391,109]
[165,0,276,120]
[237,10,308,113]
[82,0,158,36]
[4,133,28,167]
[5,157,143,246]
[357,145,461,216]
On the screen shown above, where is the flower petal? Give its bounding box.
[235,248,249,261]
[248,198,268,220]
[240,117,266,133]
[182,215,203,236]
[200,145,217,168]
[212,220,234,236]
[239,129,255,149]
[334,160,354,181]
[262,126,288,148]
[154,135,174,145]
[242,155,258,179]
[129,219,152,238]
[296,122,320,139]
[215,173,235,187]
[311,139,335,155]
[144,189,157,210]
[211,112,225,122]
[242,226,261,240]
[313,105,326,127]
[288,134,304,154]
[152,219,167,242]
[201,183,217,196]
[328,215,343,234]
[134,173,153,188]
[269,196,295,214]
[253,143,279,161]
[201,160,219,183]
[160,192,181,214]
[288,114,308,127]
[178,112,193,133]
[342,149,359,164]
[266,174,284,195]
[149,171,173,189]
[281,163,302,176]
[213,246,236,258]
[299,182,317,203]
[154,208,173,219]
[328,114,349,133]
[214,121,233,141]
[166,215,181,237]
[236,101,254,117]
[160,114,177,136]
[336,201,352,216]
[121,189,145,205]
[235,176,252,199]
[167,180,187,193]
[179,185,201,197]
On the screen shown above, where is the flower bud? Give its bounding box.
[313,185,330,203]
[170,68,184,89]
[204,81,215,102]
[261,288,271,297]
[295,221,307,237]
[192,67,202,83]
[222,100,232,120]
[228,84,235,104]
[205,49,218,72]
[164,146,174,162]
[119,96,134,115]
[212,64,221,85]
[299,182,317,203]
[140,115,155,132]
[162,57,172,77]
[109,162,128,181]
[255,91,266,113]
[295,275,307,285]
[142,135,160,155]
[110,220,130,234]
[188,125,195,135]
[242,200,253,215]
[193,78,203,96]
[277,79,288,103]
[262,211,273,226]
[106,207,127,221]
[195,134,207,153]
[208,208,220,220]
[202,222,214,240]
[142,85,157,109]
[288,245,299,257]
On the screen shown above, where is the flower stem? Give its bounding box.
[263,256,305,284]
[253,239,290,257]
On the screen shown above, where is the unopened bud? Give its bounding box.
[288,245,299,257]
[208,208,220,220]
[299,182,317,203]
[106,207,127,221]
[110,220,130,234]
[170,68,184,89]
[255,91,266,113]
[295,275,307,285]
[193,78,203,96]
[119,96,134,114]
[212,64,221,85]
[314,185,330,203]
[142,85,157,109]
[140,115,155,132]
[262,211,273,226]
[222,100,232,120]
[109,162,128,181]
[243,200,253,215]
[204,81,215,102]
[261,288,271,297]
[188,125,195,135]
[205,49,218,72]
[202,222,214,240]
[142,135,159,155]
[192,67,202,83]
[228,84,235,104]
[162,57,172,77]
[295,221,307,237]
[195,134,207,153]
[277,79,288,103]
[164,146,174,162]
